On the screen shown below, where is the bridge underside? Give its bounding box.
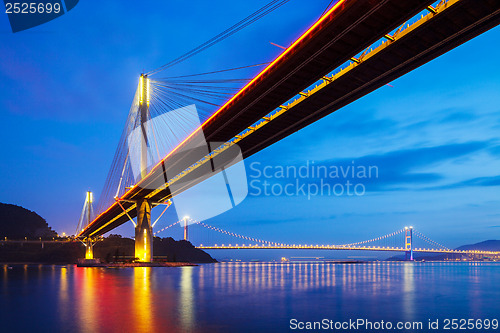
[80,0,500,238]
[236,0,500,158]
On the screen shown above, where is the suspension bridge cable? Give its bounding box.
[320,0,336,18]
[154,220,182,236]
[340,228,406,247]
[94,74,240,217]
[189,219,283,245]
[156,63,269,80]
[413,230,449,250]
[147,0,291,75]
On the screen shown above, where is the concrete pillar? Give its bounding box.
[85,238,94,259]
[135,199,153,262]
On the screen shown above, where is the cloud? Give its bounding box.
[437,109,477,124]
[431,175,500,190]
[247,140,491,195]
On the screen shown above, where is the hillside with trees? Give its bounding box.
[0,203,57,239]
[0,202,215,263]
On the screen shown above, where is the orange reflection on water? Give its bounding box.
[58,266,70,324]
[133,268,156,333]
[73,267,181,333]
[2,262,496,333]
[2,265,7,292]
[75,268,100,333]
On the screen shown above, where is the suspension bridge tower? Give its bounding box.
[135,74,154,262]
[76,191,97,260]
[183,216,189,241]
[405,226,414,261]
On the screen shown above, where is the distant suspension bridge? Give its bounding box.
[153,218,500,259]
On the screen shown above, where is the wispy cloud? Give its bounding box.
[247,140,492,195]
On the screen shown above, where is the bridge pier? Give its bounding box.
[135,199,153,262]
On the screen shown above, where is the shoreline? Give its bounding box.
[76,262,198,267]
[0,261,200,267]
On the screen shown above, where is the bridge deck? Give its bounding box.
[197,245,500,256]
[237,0,500,158]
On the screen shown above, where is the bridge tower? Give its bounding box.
[135,74,154,262]
[405,226,414,261]
[77,191,97,260]
[139,74,150,180]
[183,216,189,241]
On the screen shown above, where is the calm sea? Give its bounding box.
[1,262,499,332]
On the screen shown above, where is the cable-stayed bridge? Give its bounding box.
[75,0,500,262]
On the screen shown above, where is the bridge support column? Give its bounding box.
[135,199,153,262]
[405,227,414,261]
[85,238,94,260]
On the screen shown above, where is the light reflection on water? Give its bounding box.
[0,262,499,332]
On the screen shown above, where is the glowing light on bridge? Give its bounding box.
[86,191,93,203]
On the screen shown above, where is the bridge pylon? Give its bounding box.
[135,199,153,262]
[76,191,99,261]
[405,226,414,261]
[139,73,149,180]
[133,73,154,262]
[183,216,189,241]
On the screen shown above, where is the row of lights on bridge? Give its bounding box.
[3,231,67,241]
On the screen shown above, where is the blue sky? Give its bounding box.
[0,0,500,252]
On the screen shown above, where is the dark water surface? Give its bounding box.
[1,262,499,332]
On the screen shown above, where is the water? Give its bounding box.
[1,262,499,332]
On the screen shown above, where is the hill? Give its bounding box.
[0,202,216,263]
[0,203,57,239]
[0,236,216,263]
[455,240,500,251]
[386,240,500,261]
